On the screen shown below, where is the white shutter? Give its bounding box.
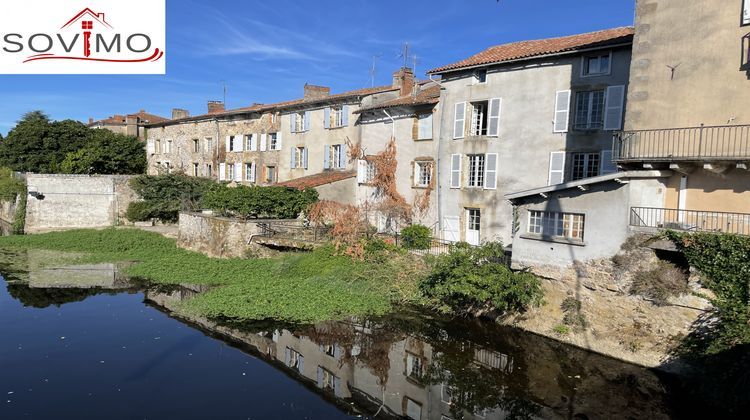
[235,135,244,152]
[234,163,242,181]
[548,152,566,185]
[453,102,466,139]
[219,163,226,181]
[600,150,617,174]
[450,154,462,188]
[275,132,283,150]
[418,113,433,140]
[553,90,571,133]
[250,134,257,151]
[250,162,256,182]
[146,139,155,155]
[484,153,498,190]
[604,85,626,131]
[357,160,367,184]
[443,216,460,242]
[290,113,297,133]
[413,162,420,186]
[488,98,502,137]
[260,134,267,151]
[225,136,231,152]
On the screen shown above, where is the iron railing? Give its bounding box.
[629,207,750,236]
[613,124,750,162]
[255,222,332,243]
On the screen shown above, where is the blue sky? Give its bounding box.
[0,0,635,135]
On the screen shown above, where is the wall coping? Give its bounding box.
[179,211,298,224]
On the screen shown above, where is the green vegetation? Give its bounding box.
[127,174,217,222]
[629,260,688,306]
[667,231,750,354]
[0,111,144,175]
[12,190,26,235]
[560,297,587,331]
[0,167,24,202]
[400,224,432,250]
[420,242,543,315]
[553,324,571,335]
[203,185,318,219]
[0,229,424,323]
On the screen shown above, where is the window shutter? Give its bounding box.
[235,135,244,152]
[260,134,267,151]
[453,102,466,139]
[600,150,617,174]
[484,153,498,189]
[304,111,311,131]
[357,159,367,183]
[488,98,502,137]
[324,107,331,129]
[225,136,231,152]
[250,162,256,182]
[339,144,347,168]
[342,105,349,126]
[333,377,342,397]
[554,90,571,133]
[275,132,282,150]
[548,152,566,185]
[234,163,242,182]
[450,154,462,188]
[316,367,324,388]
[290,113,297,133]
[323,145,330,169]
[303,147,308,169]
[284,347,291,365]
[412,116,419,140]
[413,161,420,186]
[291,148,297,168]
[219,163,226,181]
[297,355,304,372]
[146,139,155,155]
[250,134,257,151]
[604,85,625,131]
[418,113,433,140]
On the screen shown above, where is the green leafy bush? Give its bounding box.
[420,242,543,315]
[630,260,688,306]
[400,224,432,250]
[0,167,24,202]
[125,201,154,222]
[202,185,318,219]
[667,231,750,354]
[129,174,218,223]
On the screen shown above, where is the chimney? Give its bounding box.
[303,84,331,100]
[172,108,189,120]
[207,101,225,114]
[125,115,138,138]
[392,67,415,96]
[88,117,93,125]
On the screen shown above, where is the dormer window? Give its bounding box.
[582,53,611,76]
[474,69,487,84]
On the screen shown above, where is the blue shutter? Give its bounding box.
[323,145,330,169]
[303,147,309,169]
[298,355,304,372]
[304,111,311,131]
[290,113,297,133]
[324,107,331,129]
[342,105,349,126]
[339,144,347,168]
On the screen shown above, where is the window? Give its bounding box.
[324,345,336,357]
[571,153,601,180]
[192,163,199,177]
[358,159,376,184]
[467,155,485,188]
[227,163,235,180]
[414,161,433,187]
[192,139,200,153]
[441,384,455,405]
[365,160,376,183]
[744,0,750,26]
[474,68,487,84]
[320,367,336,391]
[582,53,611,76]
[230,135,238,152]
[287,347,303,372]
[204,137,213,154]
[528,211,585,241]
[266,166,276,183]
[415,113,433,140]
[468,209,481,232]
[245,134,254,151]
[574,90,605,130]
[245,162,255,182]
[405,352,423,380]
[162,140,172,154]
[155,140,161,153]
[330,107,344,128]
[271,113,277,124]
[293,147,305,168]
[330,144,343,169]
[470,100,489,136]
[268,133,279,150]
[206,164,212,177]
[294,112,305,132]
[405,398,422,420]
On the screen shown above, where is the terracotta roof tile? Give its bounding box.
[355,84,441,113]
[89,110,169,126]
[429,27,634,74]
[279,170,356,190]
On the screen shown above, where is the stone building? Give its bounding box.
[427,27,633,245]
[88,109,169,140]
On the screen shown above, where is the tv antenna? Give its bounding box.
[369,53,382,87]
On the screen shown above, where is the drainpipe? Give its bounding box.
[382,109,396,138]
[429,75,446,237]
[214,118,221,180]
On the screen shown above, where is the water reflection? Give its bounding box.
[145,287,675,420]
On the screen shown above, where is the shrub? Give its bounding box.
[553,325,571,335]
[560,297,587,330]
[129,174,218,223]
[0,167,24,202]
[420,242,543,315]
[203,185,318,220]
[400,224,432,250]
[125,201,154,222]
[630,260,688,306]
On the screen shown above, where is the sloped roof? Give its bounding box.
[279,170,356,190]
[355,84,441,114]
[90,110,169,126]
[429,27,634,74]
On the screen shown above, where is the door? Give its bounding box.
[443,216,460,242]
[466,209,481,246]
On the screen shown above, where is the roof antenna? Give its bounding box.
[220,80,227,107]
[370,53,382,88]
[398,42,411,69]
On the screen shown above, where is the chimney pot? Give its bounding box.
[172,108,190,120]
[303,84,331,100]
[207,101,225,114]
[392,67,415,96]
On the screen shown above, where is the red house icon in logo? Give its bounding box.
[61,8,113,58]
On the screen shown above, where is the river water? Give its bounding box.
[0,258,744,419]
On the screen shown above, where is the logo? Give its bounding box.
[0,1,165,74]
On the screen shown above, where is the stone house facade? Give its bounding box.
[88,109,169,140]
[427,27,633,246]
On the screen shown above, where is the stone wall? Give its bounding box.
[24,174,137,233]
[177,212,297,258]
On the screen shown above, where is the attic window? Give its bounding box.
[582,53,611,76]
[474,69,487,84]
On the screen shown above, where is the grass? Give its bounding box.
[0,228,426,323]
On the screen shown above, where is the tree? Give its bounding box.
[60,130,146,175]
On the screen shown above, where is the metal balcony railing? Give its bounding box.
[613,124,750,162]
[629,207,750,236]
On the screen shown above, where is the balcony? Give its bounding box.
[630,207,750,236]
[613,125,750,163]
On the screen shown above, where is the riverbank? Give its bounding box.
[0,228,426,323]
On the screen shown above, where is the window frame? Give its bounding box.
[414,160,433,188]
[474,68,488,84]
[467,154,486,188]
[294,112,306,132]
[527,210,585,242]
[192,139,200,153]
[265,165,276,183]
[581,52,612,77]
[269,133,279,150]
[571,152,601,180]
[192,162,199,177]
[330,144,343,169]
[574,90,606,131]
[470,100,489,136]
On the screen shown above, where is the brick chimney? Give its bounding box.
[88,117,93,125]
[125,115,138,138]
[207,101,225,114]
[392,67,415,96]
[303,84,331,100]
[172,108,189,120]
